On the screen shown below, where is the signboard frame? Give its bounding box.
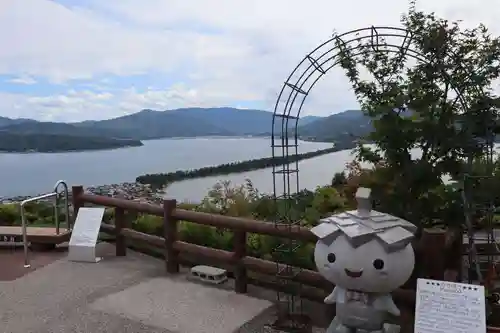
[414,278,486,333]
[68,207,105,263]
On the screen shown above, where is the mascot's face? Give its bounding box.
[314,233,415,293]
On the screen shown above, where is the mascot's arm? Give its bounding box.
[325,286,346,304]
[373,295,400,316]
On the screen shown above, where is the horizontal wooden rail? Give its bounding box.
[80,193,163,216]
[73,185,456,312]
[123,228,164,247]
[80,192,315,241]
[99,223,115,234]
[173,241,234,262]
[174,209,316,242]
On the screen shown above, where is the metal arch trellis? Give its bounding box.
[270,25,495,331]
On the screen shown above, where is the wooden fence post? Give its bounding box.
[71,185,84,227]
[115,207,126,256]
[233,230,247,293]
[163,199,179,273]
[420,228,447,280]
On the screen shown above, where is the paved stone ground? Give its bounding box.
[0,242,418,332]
[1,243,324,333]
[91,276,273,333]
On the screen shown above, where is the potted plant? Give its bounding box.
[485,263,500,332]
[486,290,500,332]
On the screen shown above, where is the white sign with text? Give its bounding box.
[414,278,486,333]
[68,207,105,263]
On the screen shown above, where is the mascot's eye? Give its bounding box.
[373,259,385,270]
[327,253,336,263]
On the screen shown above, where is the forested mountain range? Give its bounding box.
[0,107,371,151]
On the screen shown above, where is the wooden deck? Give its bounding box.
[0,226,71,244]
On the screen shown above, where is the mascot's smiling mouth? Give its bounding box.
[345,269,363,278]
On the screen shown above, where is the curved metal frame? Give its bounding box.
[21,180,70,268]
[270,25,493,328]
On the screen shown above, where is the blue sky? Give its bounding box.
[1,0,498,122]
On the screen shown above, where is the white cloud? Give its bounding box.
[0,0,499,121]
[7,75,37,85]
[0,84,256,122]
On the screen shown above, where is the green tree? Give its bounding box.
[0,204,19,225]
[304,186,346,225]
[336,5,500,226]
[331,172,347,187]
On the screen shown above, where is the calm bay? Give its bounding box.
[2,137,494,202]
[0,137,355,201]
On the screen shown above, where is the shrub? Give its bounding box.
[103,208,115,223]
[133,215,163,235]
[0,203,19,225]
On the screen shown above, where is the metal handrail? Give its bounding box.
[21,180,71,268]
[53,180,70,234]
[21,192,57,268]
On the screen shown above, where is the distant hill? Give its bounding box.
[299,115,323,126]
[0,121,129,138]
[0,116,34,127]
[297,108,500,144]
[0,118,143,153]
[0,107,371,150]
[0,108,326,143]
[74,107,325,139]
[297,110,372,142]
[165,108,323,134]
[74,109,236,139]
[168,107,273,135]
[0,116,11,127]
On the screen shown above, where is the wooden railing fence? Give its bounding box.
[71,185,461,308]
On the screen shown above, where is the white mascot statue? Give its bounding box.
[310,188,417,333]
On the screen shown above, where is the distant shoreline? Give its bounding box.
[135,144,352,188]
[0,131,144,154]
[0,143,144,155]
[0,135,334,154]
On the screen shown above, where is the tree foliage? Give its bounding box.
[0,132,143,153]
[336,4,500,226]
